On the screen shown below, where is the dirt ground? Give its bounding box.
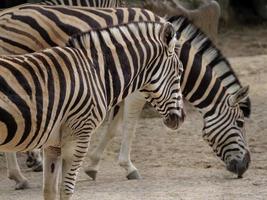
[0,25,267,200]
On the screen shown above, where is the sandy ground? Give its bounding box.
[0,26,267,200]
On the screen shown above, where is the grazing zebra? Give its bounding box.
[84,16,251,180]
[38,0,123,7]
[0,5,250,185]
[0,21,184,199]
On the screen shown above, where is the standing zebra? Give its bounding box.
[1,4,142,189]
[0,0,129,189]
[0,21,185,199]
[0,5,250,186]
[85,16,251,180]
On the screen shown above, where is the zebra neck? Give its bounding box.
[83,48,148,111]
[182,71,229,118]
[196,90,229,119]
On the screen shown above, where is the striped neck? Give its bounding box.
[183,67,230,118]
[68,22,166,110]
[170,15,251,117]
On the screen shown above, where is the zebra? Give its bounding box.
[0,0,121,187]
[0,0,120,187]
[0,5,250,185]
[1,5,160,189]
[0,20,185,199]
[84,15,251,180]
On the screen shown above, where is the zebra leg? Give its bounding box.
[5,152,30,190]
[60,130,90,199]
[84,102,124,180]
[43,147,61,200]
[26,149,43,172]
[118,93,146,180]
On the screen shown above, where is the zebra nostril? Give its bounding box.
[228,159,238,172]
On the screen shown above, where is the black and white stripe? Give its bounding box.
[0,5,165,190]
[0,5,162,55]
[0,21,184,198]
[169,16,251,118]
[0,5,251,118]
[0,5,250,181]
[39,0,123,7]
[172,16,250,176]
[84,16,251,180]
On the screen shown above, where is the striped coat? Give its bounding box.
[0,21,184,199]
[0,4,250,184]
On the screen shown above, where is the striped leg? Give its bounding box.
[118,93,146,180]
[85,102,124,180]
[85,93,146,180]
[60,130,90,199]
[6,152,29,190]
[43,147,61,200]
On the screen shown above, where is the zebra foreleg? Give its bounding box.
[43,147,61,200]
[5,152,29,190]
[118,93,146,180]
[84,102,124,180]
[60,132,90,199]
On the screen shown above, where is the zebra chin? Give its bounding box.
[226,150,251,178]
[163,109,186,130]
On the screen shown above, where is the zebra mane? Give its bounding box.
[168,15,251,117]
[168,15,240,87]
[67,21,164,49]
[168,16,240,81]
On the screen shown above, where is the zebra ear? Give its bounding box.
[162,22,176,48]
[229,86,249,107]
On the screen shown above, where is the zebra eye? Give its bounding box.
[236,120,244,128]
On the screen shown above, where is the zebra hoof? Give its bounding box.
[85,170,97,180]
[32,163,43,172]
[15,180,30,190]
[237,174,243,179]
[126,170,141,180]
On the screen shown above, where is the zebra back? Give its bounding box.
[0,20,183,150]
[39,0,124,7]
[0,5,163,55]
[168,16,251,117]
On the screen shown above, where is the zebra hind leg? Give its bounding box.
[118,93,146,180]
[84,102,124,180]
[5,152,30,190]
[26,149,43,172]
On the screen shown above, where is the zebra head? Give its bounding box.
[203,86,250,177]
[141,23,185,130]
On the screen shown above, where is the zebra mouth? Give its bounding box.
[163,111,185,130]
[226,151,251,178]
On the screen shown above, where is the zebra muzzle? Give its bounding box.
[163,110,185,130]
[226,150,251,178]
